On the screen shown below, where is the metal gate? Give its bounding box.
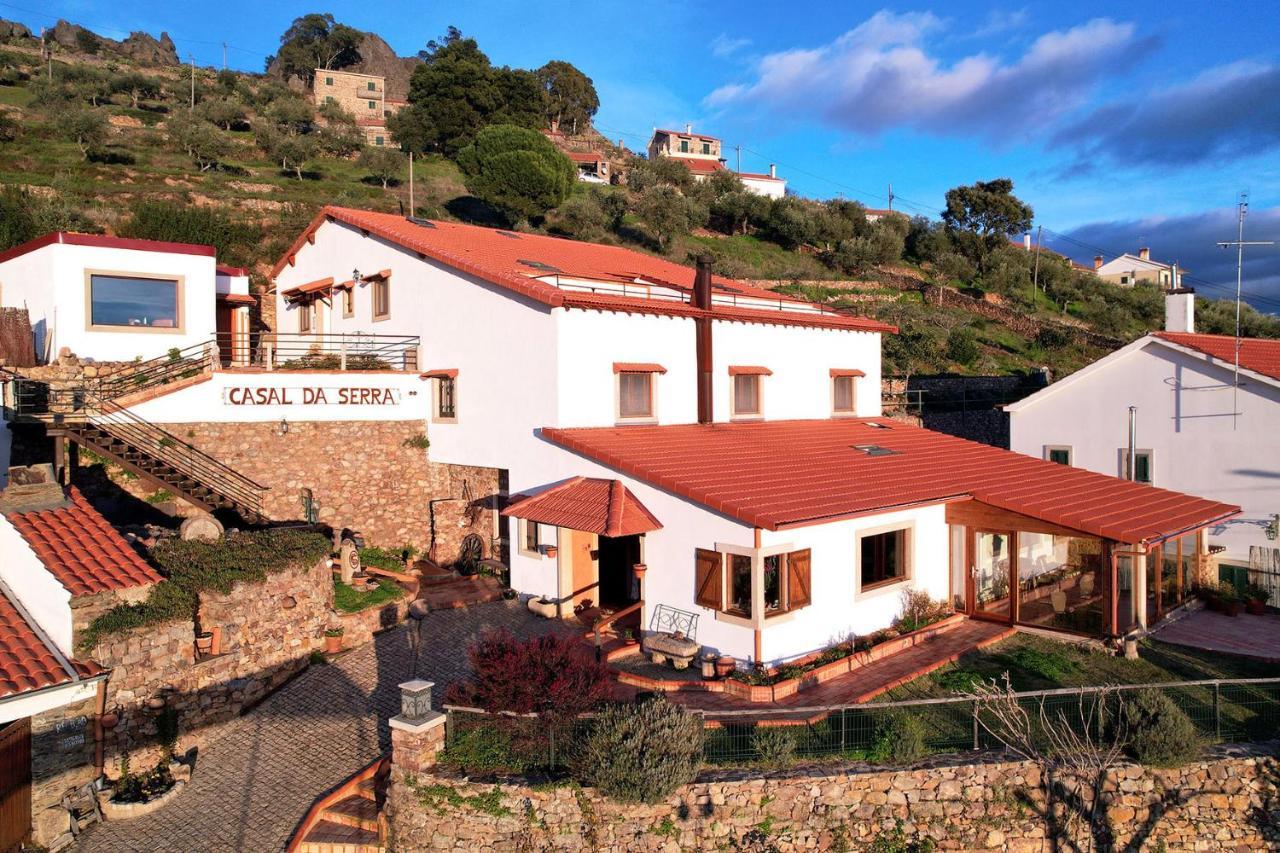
[0,718,31,853]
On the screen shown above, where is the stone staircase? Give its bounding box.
[292,762,387,853]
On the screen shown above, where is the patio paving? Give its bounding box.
[74,600,576,853]
[1150,607,1280,663]
[623,619,1014,723]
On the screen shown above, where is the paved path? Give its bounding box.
[1151,607,1280,663]
[76,601,575,853]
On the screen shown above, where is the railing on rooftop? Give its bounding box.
[217,332,420,372]
[543,276,841,318]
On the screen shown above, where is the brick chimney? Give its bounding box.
[1139,247,1151,261]
[1164,287,1195,334]
[693,256,714,425]
[1094,256,1103,270]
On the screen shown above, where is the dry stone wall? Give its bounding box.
[386,742,1280,851]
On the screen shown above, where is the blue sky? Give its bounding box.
[11,1,1280,306]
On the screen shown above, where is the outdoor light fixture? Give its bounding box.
[277,418,290,436]
[352,268,363,286]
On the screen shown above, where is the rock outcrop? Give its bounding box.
[42,19,179,66]
[0,19,32,41]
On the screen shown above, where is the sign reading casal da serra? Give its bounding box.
[224,385,404,406]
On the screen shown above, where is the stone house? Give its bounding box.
[311,68,403,146]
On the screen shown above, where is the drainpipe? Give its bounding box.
[693,257,714,425]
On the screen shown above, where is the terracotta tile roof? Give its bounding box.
[0,590,102,699]
[503,477,662,537]
[613,362,666,374]
[738,172,784,182]
[0,232,216,264]
[1154,332,1280,382]
[668,157,726,175]
[216,292,256,305]
[653,128,721,142]
[216,264,248,277]
[565,151,605,163]
[540,419,1239,542]
[282,277,335,300]
[830,368,866,377]
[728,365,772,376]
[6,489,162,597]
[272,207,895,335]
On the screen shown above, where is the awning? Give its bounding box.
[419,368,458,380]
[335,268,392,290]
[729,365,773,376]
[613,362,667,374]
[503,477,662,537]
[282,277,334,301]
[217,292,257,305]
[829,368,866,378]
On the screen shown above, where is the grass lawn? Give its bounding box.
[333,576,406,614]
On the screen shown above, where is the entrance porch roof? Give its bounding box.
[503,477,662,538]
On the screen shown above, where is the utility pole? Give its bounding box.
[408,152,415,215]
[189,55,196,111]
[887,183,894,211]
[1032,224,1044,297]
[1216,191,1275,430]
[222,43,228,71]
[735,144,741,174]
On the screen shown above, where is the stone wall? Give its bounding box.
[158,419,499,562]
[386,737,1280,852]
[31,692,100,846]
[338,595,409,649]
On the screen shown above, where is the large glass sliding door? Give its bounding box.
[974,531,1012,619]
[1016,534,1105,634]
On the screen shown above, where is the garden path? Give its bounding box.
[74,601,575,853]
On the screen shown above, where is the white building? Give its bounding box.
[271,206,1235,665]
[1093,247,1184,289]
[0,232,254,363]
[1007,289,1280,609]
[738,166,787,200]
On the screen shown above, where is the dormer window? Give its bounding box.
[614,363,664,422]
[830,369,865,416]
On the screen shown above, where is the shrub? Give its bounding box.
[572,698,703,803]
[1004,645,1077,682]
[869,714,927,765]
[895,589,951,633]
[1120,688,1200,767]
[438,723,526,773]
[119,200,257,266]
[444,629,612,723]
[751,725,797,767]
[456,124,575,224]
[945,326,980,365]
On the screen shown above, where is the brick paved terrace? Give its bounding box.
[74,601,576,853]
[1150,607,1280,663]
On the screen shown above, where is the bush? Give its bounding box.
[572,698,703,802]
[750,725,797,767]
[1120,688,1200,767]
[119,200,257,266]
[895,589,951,633]
[456,124,575,224]
[443,630,612,722]
[438,722,526,773]
[945,326,980,365]
[869,714,927,765]
[1004,645,1077,682]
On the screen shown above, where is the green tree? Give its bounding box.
[764,196,821,249]
[710,190,769,236]
[635,185,692,251]
[946,326,980,365]
[196,96,247,131]
[535,60,599,132]
[456,124,574,223]
[0,187,98,252]
[357,146,406,189]
[168,113,232,172]
[942,178,1033,269]
[119,201,257,265]
[550,191,610,241]
[55,108,107,160]
[266,97,315,135]
[112,71,163,109]
[272,13,362,85]
[625,155,692,192]
[255,122,317,179]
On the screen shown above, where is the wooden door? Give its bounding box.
[0,718,31,853]
[567,530,598,610]
[215,303,233,365]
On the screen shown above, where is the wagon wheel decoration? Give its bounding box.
[458,533,485,574]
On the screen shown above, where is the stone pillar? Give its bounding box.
[389,680,446,778]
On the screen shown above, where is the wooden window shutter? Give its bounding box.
[787,549,812,610]
[694,549,723,610]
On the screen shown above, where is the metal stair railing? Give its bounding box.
[96,340,216,401]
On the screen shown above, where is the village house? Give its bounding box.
[272,207,1237,666]
[311,68,404,147]
[1007,288,1280,612]
[1094,246,1185,288]
[646,126,787,197]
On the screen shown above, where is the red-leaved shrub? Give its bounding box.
[444,629,613,721]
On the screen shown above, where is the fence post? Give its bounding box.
[1213,681,1221,740]
[340,337,347,371]
[972,700,980,750]
[549,722,556,770]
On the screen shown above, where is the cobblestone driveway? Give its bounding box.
[76,601,575,852]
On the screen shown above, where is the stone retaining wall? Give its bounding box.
[337,594,409,649]
[386,734,1280,851]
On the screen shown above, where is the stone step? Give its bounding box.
[298,819,382,853]
[321,795,379,832]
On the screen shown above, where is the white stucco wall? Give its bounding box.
[741,176,787,200]
[0,242,219,362]
[0,517,74,656]
[1009,338,1280,564]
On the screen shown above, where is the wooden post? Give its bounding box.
[53,435,66,484]
[1133,548,1148,629]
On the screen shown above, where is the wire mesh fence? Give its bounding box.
[443,677,1280,773]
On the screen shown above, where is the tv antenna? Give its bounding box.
[1216,191,1274,429]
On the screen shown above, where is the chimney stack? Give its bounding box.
[693,256,714,425]
[1139,247,1151,261]
[1094,256,1103,270]
[1023,233,1032,251]
[1164,287,1195,334]
[769,163,776,179]
[685,123,693,134]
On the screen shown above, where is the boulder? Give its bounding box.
[120,31,179,66]
[0,19,32,41]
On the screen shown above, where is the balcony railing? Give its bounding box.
[215,332,420,372]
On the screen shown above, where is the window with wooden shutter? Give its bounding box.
[787,549,812,610]
[694,548,723,610]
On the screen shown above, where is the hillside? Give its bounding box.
[2,20,1276,383]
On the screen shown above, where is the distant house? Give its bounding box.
[1094,248,1185,289]
[312,68,403,147]
[1009,235,1094,273]
[566,150,610,184]
[646,126,785,197]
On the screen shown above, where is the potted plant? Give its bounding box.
[1244,583,1270,615]
[619,629,638,648]
[715,654,736,679]
[195,632,213,655]
[542,545,558,559]
[324,627,344,654]
[1218,583,1241,617]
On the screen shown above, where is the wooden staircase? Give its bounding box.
[291,758,388,853]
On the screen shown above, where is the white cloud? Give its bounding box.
[710,34,751,59]
[705,11,1154,142]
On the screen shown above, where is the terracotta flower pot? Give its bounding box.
[715,655,736,678]
[1246,599,1266,615]
[324,633,344,654]
[195,633,213,655]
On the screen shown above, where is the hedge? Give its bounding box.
[78,529,331,652]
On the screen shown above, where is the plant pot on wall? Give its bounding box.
[324,629,344,654]
[195,633,213,655]
[715,655,736,679]
[542,546,558,559]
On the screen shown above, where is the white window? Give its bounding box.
[732,374,761,417]
[519,519,541,557]
[1044,445,1072,466]
[618,372,654,420]
[1120,449,1154,484]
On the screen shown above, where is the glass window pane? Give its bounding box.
[618,372,652,418]
[90,275,178,328]
[733,375,759,414]
[833,376,854,411]
[763,555,782,613]
[1048,448,1070,465]
[438,378,456,418]
[1017,534,1104,634]
[1135,453,1152,483]
[730,554,752,616]
[861,530,904,587]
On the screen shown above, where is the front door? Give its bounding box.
[215,303,233,366]
[0,718,31,852]
[972,530,1013,621]
[567,529,598,611]
[597,535,642,608]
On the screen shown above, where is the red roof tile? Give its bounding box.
[668,157,726,174]
[738,172,784,182]
[830,368,866,377]
[540,419,1238,542]
[0,232,215,265]
[653,128,721,142]
[565,151,605,163]
[282,277,335,300]
[614,362,667,374]
[1154,332,1280,382]
[728,365,772,376]
[503,477,662,537]
[0,591,102,699]
[272,207,895,335]
[7,489,162,597]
